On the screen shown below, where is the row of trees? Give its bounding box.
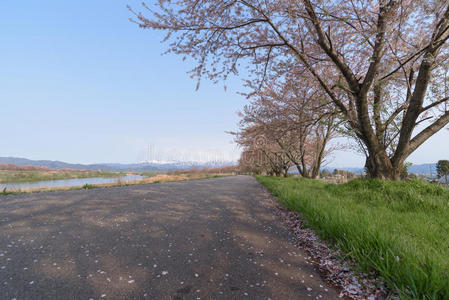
[234,77,340,177]
[134,0,449,180]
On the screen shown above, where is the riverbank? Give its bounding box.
[0,169,129,183]
[256,176,449,299]
[1,173,234,195]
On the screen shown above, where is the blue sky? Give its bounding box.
[0,1,447,167]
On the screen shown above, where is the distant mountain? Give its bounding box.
[322,166,364,174]
[0,157,115,171]
[0,157,237,172]
[1,156,436,175]
[408,163,436,175]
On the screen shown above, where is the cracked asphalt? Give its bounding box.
[0,175,339,299]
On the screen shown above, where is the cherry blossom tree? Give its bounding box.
[236,124,292,176]
[237,76,339,178]
[132,0,449,180]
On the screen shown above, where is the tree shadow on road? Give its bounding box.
[0,176,338,299]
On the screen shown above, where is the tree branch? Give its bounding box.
[406,111,449,157]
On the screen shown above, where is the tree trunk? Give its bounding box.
[310,165,320,179]
[310,158,322,179]
[295,164,304,177]
[364,155,401,180]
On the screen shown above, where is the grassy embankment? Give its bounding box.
[0,170,127,183]
[256,176,449,299]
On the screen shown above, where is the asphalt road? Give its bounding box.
[0,175,339,300]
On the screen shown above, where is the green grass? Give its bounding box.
[81,183,96,190]
[1,187,15,196]
[256,176,449,299]
[0,170,126,183]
